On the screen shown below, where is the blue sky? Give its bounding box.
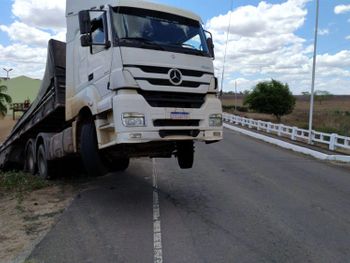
[0,0,349,94]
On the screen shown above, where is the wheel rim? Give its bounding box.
[38,151,46,177]
[26,146,34,172]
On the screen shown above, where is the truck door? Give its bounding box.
[87,11,112,98]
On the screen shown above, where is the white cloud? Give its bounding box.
[346,36,350,40]
[207,0,350,94]
[0,44,46,64]
[334,4,350,15]
[0,43,47,78]
[207,0,310,84]
[0,0,349,94]
[0,0,66,79]
[0,21,52,47]
[227,78,268,92]
[317,50,350,68]
[318,28,329,36]
[12,0,66,30]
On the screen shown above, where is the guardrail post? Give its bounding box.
[329,133,337,151]
[234,117,238,125]
[257,121,261,131]
[267,123,271,133]
[291,127,297,141]
[248,119,252,129]
[278,124,282,136]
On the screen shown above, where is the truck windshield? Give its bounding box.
[111,7,210,57]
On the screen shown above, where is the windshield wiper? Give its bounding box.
[165,43,205,56]
[118,37,165,50]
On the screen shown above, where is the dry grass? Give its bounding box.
[222,95,350,137]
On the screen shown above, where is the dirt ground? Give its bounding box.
[0,117,78,263]
[0,185,76,263]
[0,116,16,144]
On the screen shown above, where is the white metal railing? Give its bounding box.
[223,113,350,152]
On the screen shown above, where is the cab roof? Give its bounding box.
[66,0,202,23]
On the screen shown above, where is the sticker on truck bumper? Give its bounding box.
[170,112,190,119]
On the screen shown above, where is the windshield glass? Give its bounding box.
[111,7,210,56]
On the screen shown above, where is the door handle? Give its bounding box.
[88,73,94,81]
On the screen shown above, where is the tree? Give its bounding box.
[315,90,332,105]
[244,79,296,122]
[0,80,12,118]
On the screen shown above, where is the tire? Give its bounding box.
[80,121,108,177]
[37,144,56,179]
[24,141,36,175]
[107,157,130,172]
[177,141,194,169]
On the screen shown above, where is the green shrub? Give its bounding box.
[222,105,249,112]
[0,171,50,192]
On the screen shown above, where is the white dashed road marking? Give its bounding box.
[152,158,163,263]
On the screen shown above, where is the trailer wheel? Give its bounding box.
[24,141,36,175]
[80,121,108,177]
[177,141,194,169]
[37,144,55,179]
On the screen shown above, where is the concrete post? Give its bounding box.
[329,133,337,151]
[291,127,297,141]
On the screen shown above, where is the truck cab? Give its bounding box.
[65,0,223,174]
[0,0,223,177]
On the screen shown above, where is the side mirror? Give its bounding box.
[80,34,92,47]
[79,10,91,34]
[207,37,215,59]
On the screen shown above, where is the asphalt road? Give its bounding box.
[29,129,350,263]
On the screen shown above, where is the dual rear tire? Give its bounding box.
[24,141,56,179]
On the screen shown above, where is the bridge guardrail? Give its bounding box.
[223,113,350,152]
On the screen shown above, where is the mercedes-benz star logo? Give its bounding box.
[168,68,183,86]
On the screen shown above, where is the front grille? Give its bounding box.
[139,91,205,108]
[154,119,200,127]
[136,78,206,88]
[159,129,200,138]
[125,65,213,77]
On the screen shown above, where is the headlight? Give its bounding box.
[209,114,222,127]
[122,113,145,127]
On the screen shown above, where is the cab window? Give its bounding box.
[90,13,107,54]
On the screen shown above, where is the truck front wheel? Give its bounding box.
[80,121,108,177]
[106,157,130,172]
[176,141,194,169]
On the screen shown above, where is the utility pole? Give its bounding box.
[3,68,13,80]
[308,0,319,144]
[234,81,237,112]
[220,0,234,97]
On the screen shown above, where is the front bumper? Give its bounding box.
[97,91,223,149]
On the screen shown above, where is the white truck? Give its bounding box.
[0,0,223,178]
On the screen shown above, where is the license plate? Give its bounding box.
[170,112,190,119]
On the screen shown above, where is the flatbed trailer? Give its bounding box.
[0,40,68,170]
